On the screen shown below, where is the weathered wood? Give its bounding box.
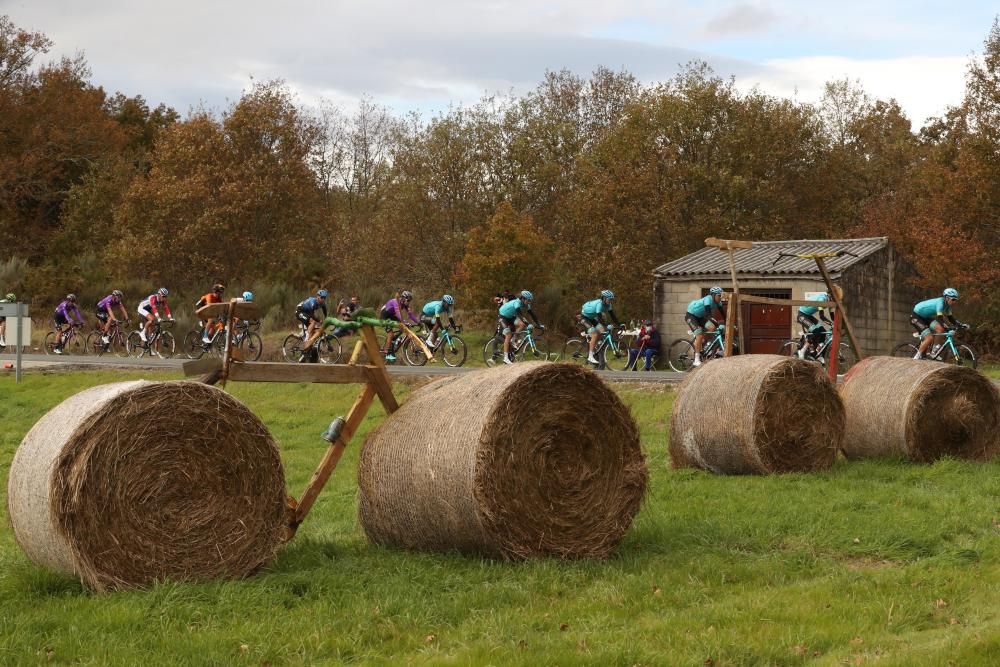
[815,257,864,361]
[724,245,745,355]
[196,302,260,321]
[705,237,753,250]
[348,338,365,365]
[183,355,223,377]
[222,362,371,384]
[360,325,399,414]
[723,293,735,356]
[220,299,238,388]
[828,308,842,380]
[291,384,377,530]
[398,322,434,359]
[739,295,836,308]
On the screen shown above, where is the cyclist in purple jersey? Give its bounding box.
[96,290,128,343]
[52,294,84,353]
[379,290,419,360]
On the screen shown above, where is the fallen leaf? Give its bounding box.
[853,538,861,544]
[425,635,436,643]
[559,623,569,632]
[577,639,588,653]
[812,650,822,657]
[850,636,864,645]
[792,644,808,656]
[652,585,662,596]
[239,644,248,653]
[949,618,959,625]
[936,599,948,609]
[518,640,527,650]
[704,658,715,666]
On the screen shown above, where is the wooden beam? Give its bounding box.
[815,257,864,361]
[724,245,745,356]
[360,325,399,414]
[705,237,753,250]
[723,292,735,356]
[291,383,377,531]
[196,302,260,321]
[220,299,238,388]
[739,295,836,308]
[221,362,371,384]
[183,355,223,377]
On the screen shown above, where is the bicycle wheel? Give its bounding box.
[483,336,503,366]
[43,331,58,355]
[954,344,977,369]
[891,342,919,358]
[127,331,146,357]
[157,331,176,358]
[603,341,632,371]
[63,332,84,356]
[403,338,429,366]
[517,334,550,362]
[242,332,264,361]
[184,331,206,359]
[317,335,342,364]
[779,341,799,357]
[86,331,105,356]
[667,339,696,372]
[561,338,589,365]
[282,333,305,362]
[439,335,467,367]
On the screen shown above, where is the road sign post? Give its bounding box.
[1,302,29,383]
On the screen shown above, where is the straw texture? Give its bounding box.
[7,381,287,591]
[669,354,844,474]
[357,362,647,559]
[840,357,1000,462]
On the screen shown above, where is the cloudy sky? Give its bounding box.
[3,1,997,127]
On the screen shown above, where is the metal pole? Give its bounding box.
[15,302,23,384]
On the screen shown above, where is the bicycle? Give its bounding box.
[483,323,550,366]
[404,325,467,367]
[183,322,225,360]
[891,326,976,369]
[44,322,85,355]
[85,319,130,357]
[281,324,342,364]
[219,319,264,362]
[666,323,737,372]
[780,326,855,373]
[126,319,176,358]
[561,322,631,370]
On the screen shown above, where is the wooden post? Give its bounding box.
[705,238,752,357]
[220,298,238,387]
[814,257,864,362]
[828,308,842,380]
[724,293,736,356]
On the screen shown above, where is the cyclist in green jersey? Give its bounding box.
[498,290,543,364]
[911,288,965,359]
[684,286,725,366]
[580,290,620,365]
[420,294,457,347]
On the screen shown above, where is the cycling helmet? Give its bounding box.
[943,287,960,299]
[709,286,724,295]
[242,291,253,302]
[213,283,225,293]
[601,289,615,300]
[4,293,15,301]
[317,289,329,298]
[520,290,533,301]
[66,293,77,302]
[442,294,455,305]
[157,287,169,297]
[112,289,123,299]
[400,290,413,301]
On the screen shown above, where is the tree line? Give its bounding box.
[1,15,997,344]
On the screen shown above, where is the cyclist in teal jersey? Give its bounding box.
[796,286,840,359]
[420,294,457,347]
[498,290,543,364]
[581,290,620,364]
[911,288,965,359]
[684,286,725,366]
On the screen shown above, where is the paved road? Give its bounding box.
[0,353,687,383]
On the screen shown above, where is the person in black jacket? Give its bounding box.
[628,320,661,371]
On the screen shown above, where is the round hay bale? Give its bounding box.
[840,357,1000,462]
[357,363,647,559]
[7,381,287,591]
[669,354,844,474]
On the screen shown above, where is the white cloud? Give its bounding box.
[703,3,779,37]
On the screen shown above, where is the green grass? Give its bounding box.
[1,371,998,665]
[979,363,1000,379]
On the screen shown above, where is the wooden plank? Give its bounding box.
[705,237,753,250]
[815,257,864,361]
[183,356,222,377]
[739,295,836,308]
[226,362,371,384]
[291,384,377,529]
[723,292,735,356]
[360,325,399,414]
[828,307,842,380]
[196,302,261,321]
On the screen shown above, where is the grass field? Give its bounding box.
[1,370,998,666]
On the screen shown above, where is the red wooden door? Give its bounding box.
[739,290,792,354]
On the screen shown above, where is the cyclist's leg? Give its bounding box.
[918,319,944,358]
[501,316,516,360]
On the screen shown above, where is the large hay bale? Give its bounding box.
[7,381,287,591]
[357,363,647,559]
[669,354,844,474]
[840,357,1000,462]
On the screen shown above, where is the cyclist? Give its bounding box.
[796,287,839,359]
[137,288,172,343]
[295,289,329,341]
[685,286,726,367]
[421,294,458,348]
[581,289,621,365]
[911,288,965,359]
[628,320,660,371]
[95,290,129,345]
[498,290,543,364]
[0,292,14,348]
[53,294,85,354]
[380,290,419,361]
[195,283,226,344]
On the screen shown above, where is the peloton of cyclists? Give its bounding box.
[52,294,85,354]
[498,290,543,364]
[684,286,725,367]
[95,290,129,345]
[911,288,966,360]
[581,290,621,365]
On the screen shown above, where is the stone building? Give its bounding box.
[652,237,925,356]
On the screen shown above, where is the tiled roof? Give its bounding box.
[653,237,888,278]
